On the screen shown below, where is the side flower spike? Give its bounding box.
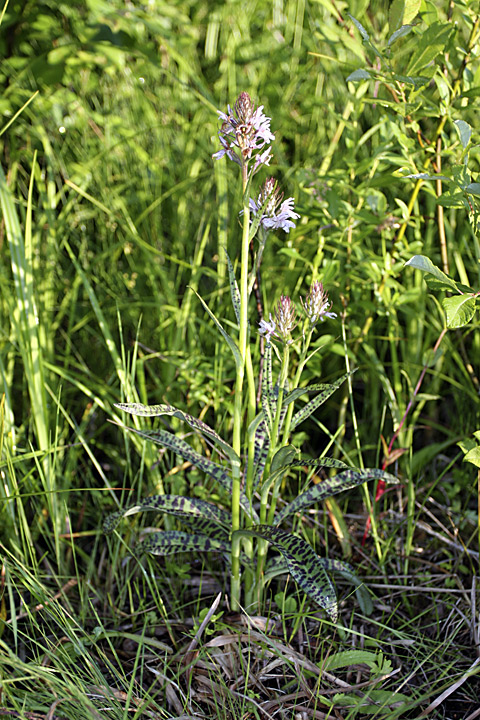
[249,178,300,233]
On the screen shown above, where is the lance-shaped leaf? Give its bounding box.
[285,457,350,472]
[264,555,372,616]
[225,251,241,326]
[236,525,337,621]
[290,372,352,431]
[114,402,239,465]
[103,494,231,539]
[261,341,276,436]
[404,255,458,292]
[261,449,349,494]
[318,558,373,616]
[252,418,270,491]
[141,531,229,556]
[114,424,258,521]
[274,468,398,526]
[191,288,242,370]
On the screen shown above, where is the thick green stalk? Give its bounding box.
[231,164,250,611]
[255,345,290,593]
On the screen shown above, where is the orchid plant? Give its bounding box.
[104,93,398,620]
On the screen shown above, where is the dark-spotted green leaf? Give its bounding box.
[442,294,476,329]
[114,402,239,465]
[274,468,398,526]
[290,372,351,430]
[113,424,257,521]
[103,494,231,537]
[236,525,337,621]
[191,288,242,370]
[261,341,276,436]
[319,558,373,616]
[142,531,229,556]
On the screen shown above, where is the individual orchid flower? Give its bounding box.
[258,314,277,341]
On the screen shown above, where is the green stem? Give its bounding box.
[231,163,250,611]
[256,345,290,593]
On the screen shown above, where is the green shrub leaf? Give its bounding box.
[442,294,476,329]
[404,254,458,291]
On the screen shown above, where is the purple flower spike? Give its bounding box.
[249,178,300,234]
[274,295,297,344]
[213,92,275,170]
[301,281,337,326]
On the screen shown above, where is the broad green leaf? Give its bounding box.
[346,69,371,82]
[270,445,298,475]
[442,294,476,329]
[114,424,257,521]
[465,183,480,197]
[405,172,450,182]
[389,0,420,32]
[323,649,392,674]
[236,525,338,621]
[463,447,480,468]
[455,120,472,150]
[103,494,231,537]
[225,251,241,325]
[332,689,410,712]
[274,468,398,526]
[406,22,453,76]
[142,531,229,556]
[191,289,242,370]
[290,372,350,430]
[114,402,239,465]
[348,14,369,40]
[404,255,458,291]
[387,25,414,46]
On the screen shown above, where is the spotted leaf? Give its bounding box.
[236,525,337,621]
[274,468,399,525]
[113,424,258,521]
[261,341,276,436]
[114,402,239,465]
[103,494,231,539]
[290,372,354,430]
[141,531,229,556]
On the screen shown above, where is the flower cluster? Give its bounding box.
[212,92,274,171]
[259,283,336,343]
[213,92,299,234]
[301,281,337,327]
